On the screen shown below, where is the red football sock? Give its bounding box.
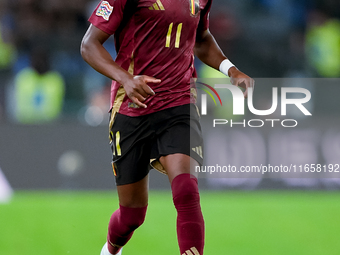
[107,205,147,254]
[172,174,205,255]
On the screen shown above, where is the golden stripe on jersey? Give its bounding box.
[149,0,165,10]
[109,52,134,138]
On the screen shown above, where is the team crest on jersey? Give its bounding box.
[189,0,200,16]
[96,1,114,21]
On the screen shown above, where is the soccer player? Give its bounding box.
[81,0,254,254]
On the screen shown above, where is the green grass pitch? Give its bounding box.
[1,191,340,255]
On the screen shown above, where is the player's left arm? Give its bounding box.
[194,29,254,97]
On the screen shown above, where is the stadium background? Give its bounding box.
[1,0,340,254]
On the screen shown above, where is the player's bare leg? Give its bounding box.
[102,174,149,255]
[160,154,205,255]
[116,174,149,208]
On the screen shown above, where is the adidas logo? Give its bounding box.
[149,0,165,10]
[182,247,200,255]
[192,146,203,158]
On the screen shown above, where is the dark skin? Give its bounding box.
[81,25,254,208]
[194,29,255,97]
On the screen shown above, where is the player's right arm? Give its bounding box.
[81,24,130,86]
[81,25,160,108]
[81,0,160,108]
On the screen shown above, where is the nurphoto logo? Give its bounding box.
[197,82,312,128]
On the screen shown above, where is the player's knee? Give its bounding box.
[127,211,146,230]
[120,205,147,231]
[171,174,200,208]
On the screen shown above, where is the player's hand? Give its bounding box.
[228,67,255,98]
[123,75,161,108]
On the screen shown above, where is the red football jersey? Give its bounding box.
[89,0,212,116]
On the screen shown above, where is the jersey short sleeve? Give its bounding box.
[198,0,212,32]
[89,0,128,35]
